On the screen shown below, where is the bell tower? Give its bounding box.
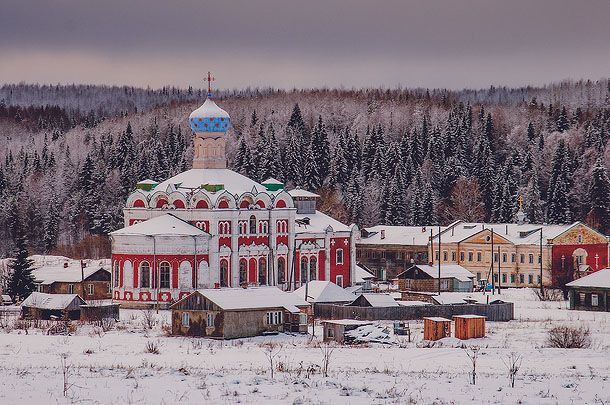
[188,72,231,169]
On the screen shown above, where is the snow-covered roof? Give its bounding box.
[110,214,206,236]
[353,293,400,307]
[295,211,351,234]
[288,188,320,198]
[432,221,582,245]
[424,317,452,322]
[344,285,363,295]
[137,179,158,185]
[354,264,375,283]
[397,300,431,306]
[293,281,355,303]
[187,287,309,313]
[262,178,283,184]
[32,263,109,285]
[189,98,230,119]
[153,168,265,195]
[321,319,373,326]
[360,225,436,246]
[401,264,476,282]
[566,268,610,289]
[431,292,488,305]
[21,292,85,310]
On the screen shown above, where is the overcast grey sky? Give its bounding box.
[1,0,609,90]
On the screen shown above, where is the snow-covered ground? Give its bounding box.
[0,289,608,404]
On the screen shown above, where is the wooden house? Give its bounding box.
[453,315,486,339]
[566,268,610,311]
[321,319,373,343]
[347,293,400,307]
[396,264,475,293]
[170,287,310,339]
[21,292,86,320]
[32,261,111,301]
[423,317,452,341]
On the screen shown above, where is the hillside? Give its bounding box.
[0,80,608,258]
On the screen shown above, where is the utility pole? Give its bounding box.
[491,228,495,295]
[538,226,544,297]
[497,246,501,294]
[438,225,441,296]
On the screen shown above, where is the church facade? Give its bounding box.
[110,92,357,307]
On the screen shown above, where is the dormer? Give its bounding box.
[287,187,320,214]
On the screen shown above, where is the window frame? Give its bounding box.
[182,312,190,327]
[336,249,344,265]
[159,262,171,289]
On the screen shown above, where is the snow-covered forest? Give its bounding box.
[0,80,608,258]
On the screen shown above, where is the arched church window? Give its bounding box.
[249,215,257,234]
[159,262,171,289]
[140,262,150,288]
[309,257,317,281]
[113,261,120,288]
[239,259,248,285]
[300,257,308,284]
[220,260,229,287]
[258,257,267,285]
[278,257,286,284]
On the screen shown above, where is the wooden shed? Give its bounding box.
[453,315,486,339]
[321,319,373,343]
[21,292,86,320]
[423,317,452,341]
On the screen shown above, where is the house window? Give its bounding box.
[537,275,541,284]
[113,261,120,287]
[476,252,481,262]
[451,252,456,261]
[501,274,507,283]
[435,252,439,261]
[520,254,525,264]
[502,253,507,263]
[239,259,248,284]
[538,255,542,264]
[68,284,74,294]
[249,215,257,234]
[140,262,151,288]
[493,274,498,282]
[528,274,533,284]
[266,311,283,325]
[510,274,515,283]
[182,312,190,327]
[309,257,317,281]
[336,275,344,287]
[468,252,473,262]
[579,293,586,303]
[107,283,111,294]
[494,253,499,263]
[336,249,344,265]
[207,313,215,327]
[327,327,334,338]
[476,272,482,280]
[258,257,267,285]
[159,262,171,289]
[460,252,464,262]
[591,294,599,307]
[528,254,534,264]
[300,257,308,283]
[278,257,286,284]
[511,253,516,263]
[443,251,448,261]
[519,274,524,283]
[88,284,94,295]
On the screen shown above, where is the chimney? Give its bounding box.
[380,229,386,240]
[422,226,426,233]
[63,262,69,268]
[505,224,508,235]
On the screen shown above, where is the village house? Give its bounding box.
[293,280,355,304]
[170,287,309,339]
[396,264,476,293]
[347,293,400,307]
[32,259,112,301]
[21,292,86,320]
[356,226,432,280]
[566,268,610,312]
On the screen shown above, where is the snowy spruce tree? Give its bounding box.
[586,158,610,233]
[6,216,35,301]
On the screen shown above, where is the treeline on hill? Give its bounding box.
[0,80,608,259]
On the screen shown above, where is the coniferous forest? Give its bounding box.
[0,80,608,258]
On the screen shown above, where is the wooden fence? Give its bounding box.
[314,302,514,322]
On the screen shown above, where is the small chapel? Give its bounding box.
[109,75,357,307]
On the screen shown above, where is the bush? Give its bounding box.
[547,326,591,348]
[145,340,160,354]
[534,288,564,301]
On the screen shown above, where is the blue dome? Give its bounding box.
[189,98,231,133]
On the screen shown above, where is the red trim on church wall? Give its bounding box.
[132,199,145,208]
[156,199,168,208]
[196,200,209,209]
[551,243,608,285]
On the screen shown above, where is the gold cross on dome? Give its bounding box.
[517,194,524,209]
[204,71,215,94]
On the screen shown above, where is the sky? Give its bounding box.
[1,0,609,90]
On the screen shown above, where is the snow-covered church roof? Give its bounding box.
[110,214,207,236]
[153,168,266,195]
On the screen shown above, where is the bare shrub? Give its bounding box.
[261,342,282,379]
[534,288,563,301]
[464,346,480,385]
[145,340,160,354]
[60,353,72,397]
[320,342,335,377]
[140,309,157,329]
[547,326,591,348]
[502,353,523,388]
